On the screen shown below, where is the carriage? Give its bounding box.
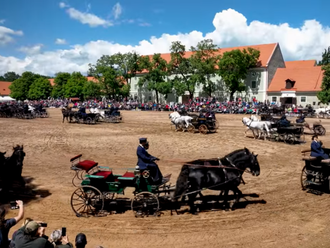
[69,149,260,217]
[70,154,174,217]
[104,109,122,123]
[301,149,330,194]
[186,112,218,134]
[73,112,98,124]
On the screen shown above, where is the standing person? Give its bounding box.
[136,138,162,184]
[75,233,87,248]
[0,200,24,248]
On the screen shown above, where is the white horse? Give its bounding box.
[169,112,193,131]
[90,107,105,118]
[315,107,330,118]
[242,117,270,140]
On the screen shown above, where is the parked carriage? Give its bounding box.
[301,148,330,194]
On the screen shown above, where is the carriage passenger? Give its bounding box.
[311,135,329,159]
[136,138,162,185]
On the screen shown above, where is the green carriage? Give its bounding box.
[70,155,174,217]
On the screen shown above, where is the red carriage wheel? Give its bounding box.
[199,124,208,134]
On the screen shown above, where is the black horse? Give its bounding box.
[0,145,26,192]
[61,108,75,123]
[173,148,260,214]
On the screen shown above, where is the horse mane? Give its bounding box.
[13,144,23,150]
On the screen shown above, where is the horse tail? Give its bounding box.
[173,164,190,201]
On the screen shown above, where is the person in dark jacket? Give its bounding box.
[50,230,73,248]
[279,115,290,127]
[75,233,87,248]
[311,135,329,159]
[296,115,305,123]
[136,138,162,184]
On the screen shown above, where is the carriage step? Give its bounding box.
[306,180,323,186]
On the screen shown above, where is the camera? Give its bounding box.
[40,223,47,227]
[10,201,19,210]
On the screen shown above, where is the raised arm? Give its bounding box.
[14,200,24,223]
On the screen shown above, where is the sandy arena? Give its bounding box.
[1,109,330,248]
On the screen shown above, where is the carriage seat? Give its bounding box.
[70,154,98,173]
[301,149,330,163]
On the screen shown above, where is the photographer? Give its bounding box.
[14,221,53,248]
[50,229,72,248]
[0,200,24,248]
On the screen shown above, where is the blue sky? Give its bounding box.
[0,0,329,75]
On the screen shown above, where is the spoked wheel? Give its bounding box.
[86,117,92,125]
[314,126,326,136]
[199,124,208,134]
[71,185,104,217]
[301,165,310,190]
[284,133,295,144]
[131,192,159,217]
[187,124,195,133]
[319,112,325,119]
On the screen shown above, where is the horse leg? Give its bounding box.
[221,189,230,210]
[230,187,242,210]
[188,193,198,215]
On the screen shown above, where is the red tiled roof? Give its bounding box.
[268,66,323,92]
[141,43,277,72]
[285,60,316,68]
[48,78,55,86]
[0,81,12,96]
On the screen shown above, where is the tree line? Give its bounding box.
[2,39,264,101]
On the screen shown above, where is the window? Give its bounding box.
[148,95,152,101]
[272,97,277,102]
[301,96,306,103]
[251,81,256,88]
[313,102,316,106]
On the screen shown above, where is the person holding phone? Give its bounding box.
[50,228,72,248]
[0,200,24,248]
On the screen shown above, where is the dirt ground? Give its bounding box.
[1,109,330,248]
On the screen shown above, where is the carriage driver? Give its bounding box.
[311,135,329,159]
[136,138,162,184]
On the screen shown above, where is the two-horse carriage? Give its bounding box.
[69,148,260,217]
[301,149,330,194]
[104,108,122,123]
[61,108,98,124]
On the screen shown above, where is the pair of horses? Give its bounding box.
[173,148,260,214]
[242,116,275,140]
[169,112,193,130]
[0,145,26,194]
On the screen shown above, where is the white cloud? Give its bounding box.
[55,38,67,45]
[112,3,122,20]
[0,25,23,45]
[18,44,43,55]
[1,8,330,76]
[59,2,69,8]
[65,7,112,27]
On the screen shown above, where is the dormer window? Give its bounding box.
[285,79,295,89]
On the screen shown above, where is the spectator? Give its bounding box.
[9,218,33,248]
[74,234,87,248]
[50,230,73,248]
[0,200,24,248]
[14,221,53,248]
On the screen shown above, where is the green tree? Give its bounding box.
[9,72,40,100]
[168,41,199,100]
[64,72,87,99]
[0,71,21,82]
[217,48,260,101]
[317,64,330,103]
[318,47,330,66]
[83,80,101,99]
[138,54,170,103]
[28,78,52,100]
[52,72,71,98]
[190,39,219,97]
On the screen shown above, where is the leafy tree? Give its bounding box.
[217,48,260,101]
[138,54,170,103]
[52,72,71,98]
[9,72,41,100]
[168,41,199,100]
[0,71,21,82]
[190,39,219,97]
[64,72,87,99]
[318,47,330,66]
[28,78,52,100]
[317,64,330,103]
[83,80,101,99]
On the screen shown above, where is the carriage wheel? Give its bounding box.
[301,165,310,190]
[86,117,92,125]
[314,126,326,136]
[187,124,195,133]
[70,185,104,217]
[199,124,208,134]
[131,192,159,217]
[284,133,295,144]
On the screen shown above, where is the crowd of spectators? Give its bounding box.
[0,201,102,248]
